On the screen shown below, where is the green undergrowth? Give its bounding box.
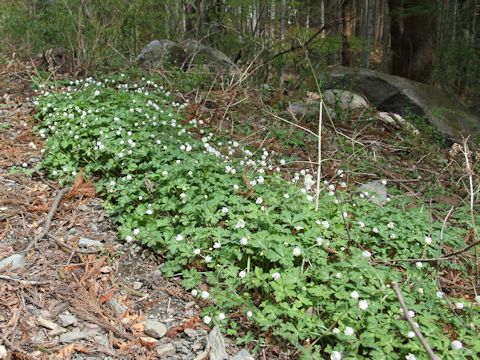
[33,77,480,360]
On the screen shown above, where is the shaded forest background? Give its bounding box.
[1,0,479,111]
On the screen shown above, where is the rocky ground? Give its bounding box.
[0,65,259,359]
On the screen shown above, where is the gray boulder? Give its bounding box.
[359,181,388,206]
[137,40,186,67]
[323,89,368,111]
[287,101,322,119]
[180,39,236,72]
[325,66,480,142]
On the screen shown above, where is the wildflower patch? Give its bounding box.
[34,76,480,359]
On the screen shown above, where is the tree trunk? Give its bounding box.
[280,0,286,44]
[270,0,275,39]
[389,0,437,82]
[342,0,353,66]
[320,0,325,38]
[364,0,375,66]
[382,0,391,71]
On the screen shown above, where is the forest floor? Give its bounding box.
[0,65,268,359]
[0,61,478,360]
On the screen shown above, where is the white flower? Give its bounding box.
[272,272,281,280]
[233,184,239,191]
[218,313,225,320]
[221,207,229,214]
[283,193,290,199]
[239,270,247,279]
[240,237,248,246]
[125,235,133,242]
[359,300,369,310]
[407,331,416,338]
[193,248,201,255]
[162,170,168,177]
[424,236,432,245]
[146,209,153,215]
[246,311,253,317]
[235,219,246,229]
[332,328,340,334]
[293,247,301,257]
[387,222,394,229]
[350,291,359,299]
[373,227,380,233]
[191,289,198,296]
[180,192,186,199]
[256,197,263,204]
[417,288,424,295]
[344,327,354,336]
[330,351,342,360]
[328,184,335,191]
[415,262,423,269]
[322,221,330,229]
[358,221,365,228]
[133,228,140,235]
[176,234,184,241]
[381,179,387,185]
[94,90,100,96]
[201,291,209,299]
[316,237,324,245]
[362,250,372,258]
[405,354,416,360]
[205,256,212,263]
[451,340,463,349]
[436,291,444,298]
[455,302,464,310]
[203,316,211,324]
[213,242,221,249]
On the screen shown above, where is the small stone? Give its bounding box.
[206,326,228,360]
[232,349,254,360]
[0,254,25,271]
[107,298,128,316]
[90,224,99,232]
[59,329,89,343]
[78,204,89,211]
[78,237,104,251]
[144,319,167,339]
[155,343,175,357]
[0,345,7,359]
[133,281,143,290]
[58,313,77,327]
[176,342,190,354]
[184,328,198,338]
[140,336,158,348]
[184,301,196,309]
[100,266,112,273]
[67,228,77,235]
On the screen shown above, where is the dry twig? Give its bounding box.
[392,283,439,360]
[23,187,69,252]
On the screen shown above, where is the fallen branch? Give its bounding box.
[392,283,439,360]
[0,274,50,286]
[23,187,69,252]
[377,238,480,264]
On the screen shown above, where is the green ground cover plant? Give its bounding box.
[33,76,480,359]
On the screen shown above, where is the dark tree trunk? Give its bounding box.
[389,0,437,82]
